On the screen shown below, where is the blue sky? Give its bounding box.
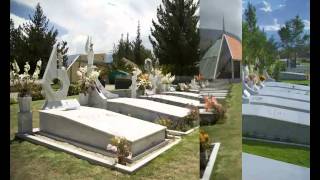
[10,0,162,55]
[242,0,310,41]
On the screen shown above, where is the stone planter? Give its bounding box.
[161,84,170,92]
[18,96,32,112]
[18,96,33,134]
[78,93,89,105]
[137,89,145,96]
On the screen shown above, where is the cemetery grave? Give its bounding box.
[14,42,186,173]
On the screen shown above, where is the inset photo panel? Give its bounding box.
[199,0,242,179]
[242,0,310,179]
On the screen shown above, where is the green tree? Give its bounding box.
[244,2,258,33]
[21,3,58,75]
[57,40,69,67]
[243,2,278,74]
[133,21,143,65]
[243,2,259,68]
[149,0,199,75]
[278,15,307,67]
[10,19,25,64]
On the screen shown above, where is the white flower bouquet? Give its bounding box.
[10,60,42,97]
[137,73,152,90]
[76,66,101,95]
[161,72,175,84]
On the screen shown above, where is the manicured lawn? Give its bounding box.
[243,139,310,167]
[201,83,242,179]
[280,79,310,86]
[10,96,199,179]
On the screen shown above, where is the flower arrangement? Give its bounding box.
[200,129,211,173]
[176,83,190,91]
[200,129,210,152]
[10,60,42,97]
[195,73,204,81]
[259,75,266,82]
[156,106,199,132]
[137,73,152,90]
[107,136,131,165]
[184,106,200,127]
[161,72,175,84]
[204,96,226,120]
[76,66,100,95]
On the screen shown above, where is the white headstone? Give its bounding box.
[41,45,74,109]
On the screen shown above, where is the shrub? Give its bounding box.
[156,118,173,128]
[68,83,81,96]
[30,84,44,101]
[184,106,200,127]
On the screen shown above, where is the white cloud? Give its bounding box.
[11,0,162,55]
[260,18,280,31]
[260,1,272,12]
[278,4,286,8]
[303,20,310,30]
[10,13,30,28]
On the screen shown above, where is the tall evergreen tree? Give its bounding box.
[22,3,58,75]
[278,15,307,67]
[57,40,69,67]
[149,0,199,75]
[133,21,143,65]
[243,2,278,73]
[244,2,258,33]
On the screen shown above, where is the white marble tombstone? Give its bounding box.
[41,45,79,110]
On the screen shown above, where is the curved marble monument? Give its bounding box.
[41,45,73,109]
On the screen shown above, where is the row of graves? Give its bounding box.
[198,76,232,179]
[241,66,310,179]
[14,37,220,174]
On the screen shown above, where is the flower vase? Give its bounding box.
[137,89,145,96]
[18,96,32,112]
[79,93,89,105]
[162,84,169,92]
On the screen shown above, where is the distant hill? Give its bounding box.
[200,28,241,52]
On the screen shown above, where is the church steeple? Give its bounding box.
[222,15,225,34]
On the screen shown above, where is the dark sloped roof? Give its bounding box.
[66,54,80,69]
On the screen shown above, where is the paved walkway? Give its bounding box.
[242,153,310,180]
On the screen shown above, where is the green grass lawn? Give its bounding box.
[201,83,242,180]
[10,96,199,179]
[280,79,310,86]
[243,139,310,167]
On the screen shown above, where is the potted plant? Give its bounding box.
[76,66,100,105]
[10,60,42,112]
[137,73,152,95]
[107,136,131,165]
